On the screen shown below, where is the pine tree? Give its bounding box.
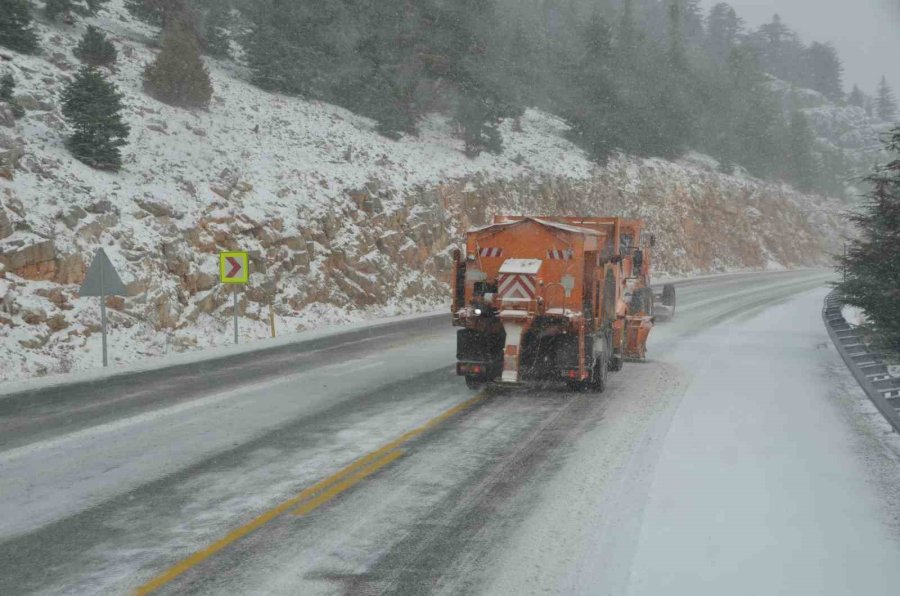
[84,0,110,15]
[203,2,230,58]
[561,10,617,161]
[836,126,900,354]
[340,0,426,138]
[0,72,12,101]
[877,76,898,122]
[0,72,25,118]
[47,0,108,18]
[45,0,73,20]
[125,0,162,26]
[74,25,117,66]
[143,20,212,108]
[0,0,40,54]
[244,1,349,99]
[667,1,688,71]
[422,0,518,156]
[787,109,818,192]
[818,146,850,197]
[750,14,806,84]
[706,2,743,63]
[61,66,130,171]
[455,84,506,156]
[848,85,865,109]
[726,46,786,178]
[616,0,638,60]
[653,1,697,157]
[681,0,705,43]
[802,42,843,102]
[126,0,187,28]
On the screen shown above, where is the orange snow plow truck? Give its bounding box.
[451,216,676,392]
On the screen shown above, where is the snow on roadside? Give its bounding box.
[0,305,444,398]
[483,288,900,595]
[626,288,900,595]
[842,304,868,327]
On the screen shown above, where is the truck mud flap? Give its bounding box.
[456,329,504,364]
[555,334,594,370]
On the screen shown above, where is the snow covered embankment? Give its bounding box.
[0,1,846,380]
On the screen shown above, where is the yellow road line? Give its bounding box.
[135,392,486,595]
[290,449,404,516]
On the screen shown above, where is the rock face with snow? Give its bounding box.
[0,1,848,381]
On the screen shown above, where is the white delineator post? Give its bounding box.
[99,264,108,368]
[233,286,239,345]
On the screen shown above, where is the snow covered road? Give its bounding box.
[486,283,900,596]
[628,288,900,595]
[3,270,899,595]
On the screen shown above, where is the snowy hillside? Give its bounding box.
[0,1,848,381]
[771,79,894,193]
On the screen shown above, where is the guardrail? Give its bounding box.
[823,290,900,434]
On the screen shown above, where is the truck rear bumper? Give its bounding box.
[456,361,500,377]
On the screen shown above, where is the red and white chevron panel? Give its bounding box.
[479,247,503,257]
[546,248,574,260]
[498,273,536,300]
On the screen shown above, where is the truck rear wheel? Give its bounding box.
[609,356,623,371]
[465,375,485,390]
[662,283,676,308]
[590,355,608,393]
[565,356,608,394]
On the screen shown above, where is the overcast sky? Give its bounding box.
[697,0,900,96]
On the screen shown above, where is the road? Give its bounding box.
[2,269,900,595]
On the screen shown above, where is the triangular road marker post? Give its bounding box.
[80,248,127,367]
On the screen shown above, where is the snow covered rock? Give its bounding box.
[0,103,15,128]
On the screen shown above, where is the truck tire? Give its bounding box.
[465,375,485,390]
[590,354,608,393]
[662,283,676,308]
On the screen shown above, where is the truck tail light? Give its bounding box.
[457,363,484,375]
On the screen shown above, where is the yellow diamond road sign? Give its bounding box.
[220,251,249,284]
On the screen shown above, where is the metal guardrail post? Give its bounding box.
[822,290,900,434]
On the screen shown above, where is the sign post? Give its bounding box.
[80,248,127,367]
[219,251,249,344]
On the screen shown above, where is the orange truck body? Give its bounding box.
[451,215,662,391]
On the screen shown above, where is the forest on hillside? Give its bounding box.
[207,0,899,198]
[3,0,898,198]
